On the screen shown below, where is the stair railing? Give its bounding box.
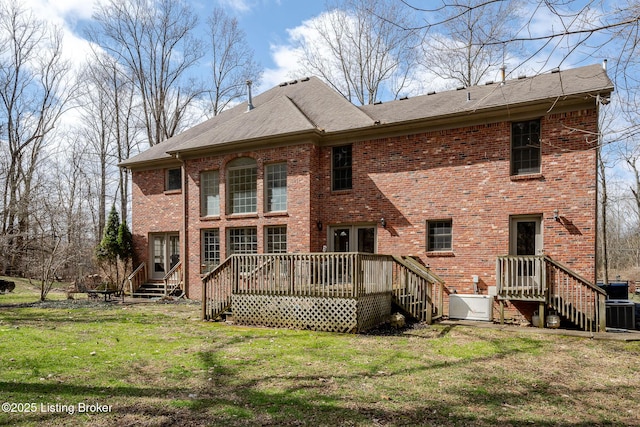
[391,256,445,322]
[202,257,234,320]
[127,263,146,295]
[544,257,607,332]
[163,261,183,296]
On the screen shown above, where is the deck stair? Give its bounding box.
[132,281,166,298]
[127,261,184,299]
[391,255,445,323]
[497,255,606,332]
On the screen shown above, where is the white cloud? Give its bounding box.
[216,0,252,13]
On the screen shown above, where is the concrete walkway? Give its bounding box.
[439,319,640,341]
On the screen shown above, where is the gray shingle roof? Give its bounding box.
[120,64,613,168]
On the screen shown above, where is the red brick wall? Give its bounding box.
[131,167,183,270]
[131,107,598,318]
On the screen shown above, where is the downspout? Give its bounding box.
[176,152,189,297]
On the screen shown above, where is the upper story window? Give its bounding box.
[511,120,541,176]
[427,219,452,252]
[332,145,352,191]
[166,168,181,191]
[227,157,257,214]
[265,163,287,212]
[200,170,220,217]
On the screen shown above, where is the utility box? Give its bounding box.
[449,294,493,321]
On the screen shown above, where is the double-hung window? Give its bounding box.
[227,158,257,214]
[265,226,287,253]
[166,168,181,191]
[227,227,258,256]
[332,145,352,191]
[265,163,287,212]
[427,220,453,252]
[200,171,220,217]
[511,120,541,175]
[201,229,220,273]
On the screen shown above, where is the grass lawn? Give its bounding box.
[1,280,640,426]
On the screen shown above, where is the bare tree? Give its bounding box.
[0,1,75,275]
[91,0,205,147]
[206,7,262,117]
[295,0,420,105]
[418,0,523,88]
[78,51,141,238]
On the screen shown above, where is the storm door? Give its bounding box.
[509,216,543,288]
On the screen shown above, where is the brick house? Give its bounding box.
[120,64,613,328]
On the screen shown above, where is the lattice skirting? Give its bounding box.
[232,293,392,333]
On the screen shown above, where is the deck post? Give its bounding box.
[598,294,607,332]
[538,302,545,328]
[499,300,505,325]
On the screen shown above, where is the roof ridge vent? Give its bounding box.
[485,81,494,85]
[279,82,288,87]
[374,100,382,105]
[427,91,436,95]
[551,68,560,73]
[399,96,409,100]
[300,76,310,82]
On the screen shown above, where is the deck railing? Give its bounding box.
[545,257,606,332]
[392,256,445,322]
[496,256,546,301]
[202,253,444,323]
[163,261,183,296]
[127,262,147,295]
[497,255,606,331]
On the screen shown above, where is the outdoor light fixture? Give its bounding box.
[553,209,560,221]
[380,217,387,228]
[316,220,323,231]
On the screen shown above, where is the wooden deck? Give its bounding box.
[202,253,444,333]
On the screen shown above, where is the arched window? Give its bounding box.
[227,157,257,214]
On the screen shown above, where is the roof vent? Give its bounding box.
[602,59,608,71]
[456,86,465,91]
[246,80,254,112]
[288,79,298,85]
[279,82,288,87]
[301,76,310,82]
[500,66,506,85]
[551,68,560,73]
[374,100,382,105]
[400,96,409,100]
[518,74,526,79]
[485,81,494,85]
[427,91,436,95]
